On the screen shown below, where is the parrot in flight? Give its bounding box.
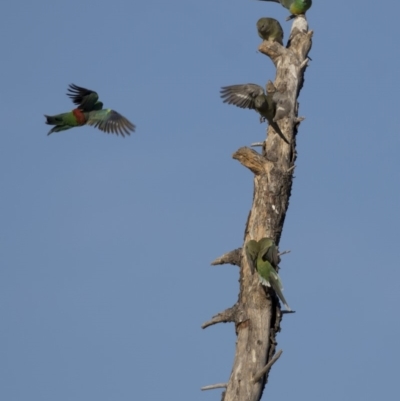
[256,0,312,20]
[45,84,135,137]
[256,17,284,45]
[245,238,292,312]
[220,81,290,144]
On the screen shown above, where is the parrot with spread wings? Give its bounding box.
[45,84,135,137]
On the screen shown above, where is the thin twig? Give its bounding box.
[201,383,228,391]
[250,142,264,147]
[278,250,291,257]
[252,350,283,383]
[300,58,309,69]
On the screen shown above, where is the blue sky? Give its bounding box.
[1,1,399,400]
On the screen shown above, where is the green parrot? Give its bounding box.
[258,237,280,267]
[245,239,260,274]
[245,238,280,272]
[257,0,312,20]
[45,84,135,137]
[256,17,284,45]
[220,81,290,144]
[245,238,292,311]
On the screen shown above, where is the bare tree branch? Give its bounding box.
[202,305,239,329]
[211,248,242,267]
[201,383,228,391]
[252,349,283,383]
[232,147,265,175]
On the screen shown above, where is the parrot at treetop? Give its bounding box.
[220,81,290,144]
[256,17,284,45]
[256,0,312,20]
[245,238,292,312]
[45,84,135,137]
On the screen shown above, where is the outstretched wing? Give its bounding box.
[220,84,264,110]
[67,84,100,111]
[86,109,135,137]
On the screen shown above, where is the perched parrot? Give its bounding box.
[245,238,279,272]
[258,237,280,267]
[45,84,135,137]
[256,17,284,45]
[245,238,292,312]
[245,239,260,273]
[257,0,312,20]
[220,81,290,144]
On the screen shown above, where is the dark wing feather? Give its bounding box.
[86,109,135,137]
[67,84,99,111]
[220,84,264,110]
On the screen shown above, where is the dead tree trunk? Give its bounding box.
[202,17,313,401]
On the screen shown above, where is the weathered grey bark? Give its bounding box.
[202,17,313,401]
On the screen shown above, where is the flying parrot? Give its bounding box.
[45,84,135,137]
[245,238,292,312]
[256,0,312,20]
[220,81,290,144]
[256,17,284,45]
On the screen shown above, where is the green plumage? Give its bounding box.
[85,109,135,136]
[45,84,135,137]
[220,81,290,144]
[245,238,292,311]
[245,240,260,274]
[44,111,83,134]
[257,0,312,19]
[258,237,280,267]
[257,18,284,45]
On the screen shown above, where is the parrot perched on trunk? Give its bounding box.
[256,17,284,45]
[257,0,312,20]
[220,81,290,144]
[245,238,292,312]
[45,84,135,137]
